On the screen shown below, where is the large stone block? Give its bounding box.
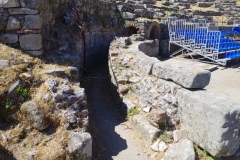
[19,34,42,50]
[152,62,211,88]
[23,15,42,29]
[132,115,161,143]
[177,90,240,157]
[6,16,21,30]
[1,33,18,43]
[0,0,20,7]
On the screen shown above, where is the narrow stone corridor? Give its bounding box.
[82,63,148,160]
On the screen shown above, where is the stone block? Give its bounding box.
[0,18,7,30]
[136,55,158,75]
[8,8,38,15]
[19,34,42,50]
[177,90,240,157]
[21,101,49,130]
[0,60,9,68]
[132,115,161,143]
[68,132,92,160]
[20,0,37,8]
[152,62,211,89]
[164,139,195,160]
[1,33,18,44]
[122,12,136,20]
[6,16,21,30]
[23,15,42,29]
[0,0,20,7]
[173,129,188,142]
[26,50,43,56]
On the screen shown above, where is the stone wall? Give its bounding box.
[108,36,240,158]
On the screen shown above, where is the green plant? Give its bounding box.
[129,108,139,116]
[15,85,30,100]
[5,101,12,109]
[50,0,57,13]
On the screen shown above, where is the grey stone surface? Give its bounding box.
[26,50,43,56]
[132,115,161,143]
[19,34,42,50]
[8,8,38,14]
[122,12,136,20]
[0,0,20,7]
[173,129,188,142]
[177,90,240,157]
[129,76,142,83]
[152,62,211,89]
[68,132,92,160]
[136,55,158,75]
[6,16,21,30]
[0,60,9,68]
[138,40,159,57]
[20,0,37,8]
[43,68,65,76]
[1,33,18,44]
[164,139,195,160]
[121,97,135,116]
[151,140,168,152]
[23,15,42,29]
[146,109,168,128]
[21,101,49,130]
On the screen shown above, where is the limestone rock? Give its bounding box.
[0,0,20,7]
[151,140,168,152]
[132,115,161,143]
[136,55,158,75]
[177,89,240,157]
[1,34,18,44]
[121,98,135,116]
[19,34,42,50]
[147,109,168,128]
[0,60,9,68]
[21,101,49,130]
[26,50,43,56]
[8,8,38,14]
[129,76,142,83]
[152,62,211,89]
[68,132,92,160]
[23,15,42,29]
[6,16,21,30]
[20,0,37,8]
[173,130,188,142]
[43,68,65,76]
[119,85,129,94]
[164,139,195,160]
[122,12,136,20]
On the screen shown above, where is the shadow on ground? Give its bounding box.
[82,62,128,160]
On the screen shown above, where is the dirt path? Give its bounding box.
[82,63,149,160]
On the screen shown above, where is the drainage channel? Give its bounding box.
[81,62,148,160]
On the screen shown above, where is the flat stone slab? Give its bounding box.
[152,61,211,89]
[177,90,240,157]
[0,0,20,7]
[1,33,18,44]
[132,115,161,144]
[8,8,38,14]
[19,34,42,50]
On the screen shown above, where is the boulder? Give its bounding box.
[164,139,195,160]
[19,34,42,50]
[0,0,20,7]
[23,15,42,29]
[1,34,18,44]
[136,55,158,75]
[21,101,49,130]
[177,90,240,157]
[68,132,92,160]
[132,115,161,143]
[6,16,21,30]
[152,62,211,89]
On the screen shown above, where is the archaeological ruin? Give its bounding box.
[0,0,240,159]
